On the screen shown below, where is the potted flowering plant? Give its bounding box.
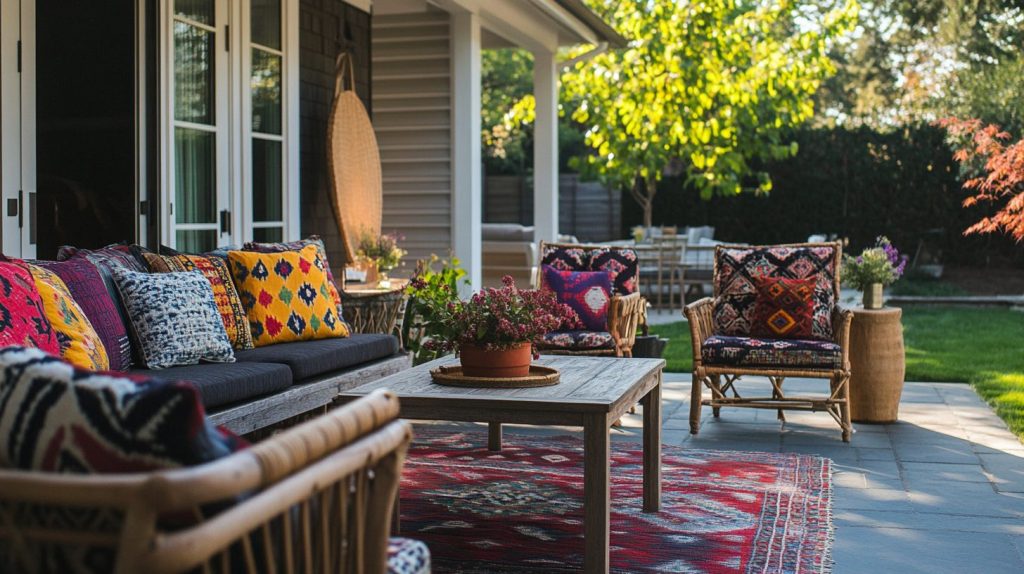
[407,274,577,378]
[356,231,407,287]
[843,236,908,309]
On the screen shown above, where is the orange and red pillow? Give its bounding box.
[750,276,817,340]
[542,265,612,331]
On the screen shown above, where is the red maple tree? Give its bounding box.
[937,117,1024,242]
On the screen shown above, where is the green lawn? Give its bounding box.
[650,306,1024,437]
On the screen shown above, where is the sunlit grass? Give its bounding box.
[651,306,1024,437]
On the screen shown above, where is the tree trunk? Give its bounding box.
[630,175,658,229]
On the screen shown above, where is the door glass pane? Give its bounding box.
[252,139,282,222]
[174,21,214,124]
[253,227,283,243]
[251,0,281,50]
[177,229,218,254]
[174,128,217,224]
[175,0,214,25]
[251,50,282,134]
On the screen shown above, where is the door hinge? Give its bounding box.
[225,25,230,51]
[16,40,21,73]
[219,209,231,234]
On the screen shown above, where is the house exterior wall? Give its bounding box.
[372,9,453,271]
[299,0,372,271]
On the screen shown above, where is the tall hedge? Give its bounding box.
[621,124,1023,266]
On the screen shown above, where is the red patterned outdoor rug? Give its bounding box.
[399,431,833,573]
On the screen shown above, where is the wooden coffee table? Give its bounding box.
[337,354,665,573]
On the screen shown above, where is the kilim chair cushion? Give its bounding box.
[26,263,109,370]
[113,268,235,369]
[539,244,588,272]
[749,276,817,340]
[541,265,612,331]
[588,246,639,295]
[701,335,842,369]
[540,330,615,350]
[712,245,837,340]
[0,258,60,355]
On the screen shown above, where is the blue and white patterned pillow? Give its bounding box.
[113,268,235,369]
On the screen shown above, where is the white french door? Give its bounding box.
[1,0,36,258]
[161,0,296,252]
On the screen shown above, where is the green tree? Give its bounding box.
[561,0,859,227]
[816,1,1024,128]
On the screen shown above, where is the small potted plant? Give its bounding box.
[843,236,908,309]
[356,232,407,288]
[407,274,576,378]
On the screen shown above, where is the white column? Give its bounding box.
[533,49,559,245]
[451,11,482,293]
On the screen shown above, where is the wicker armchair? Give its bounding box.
[0,390,425,574]
[535,241,647,357]
[683,242,855,442]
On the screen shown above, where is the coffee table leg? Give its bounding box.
[488,422,502,451]
[641,373,662,512]
[583,413,610,574]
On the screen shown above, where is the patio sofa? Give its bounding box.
[135,334,410,435]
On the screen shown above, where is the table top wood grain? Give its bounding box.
[340,355,665,415]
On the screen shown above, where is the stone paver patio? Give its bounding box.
[417,373,1024,572]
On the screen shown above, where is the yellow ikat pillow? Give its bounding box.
[27,264,109,370]
[227,245,350,347]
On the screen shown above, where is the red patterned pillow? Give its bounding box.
[750,276,817,339]
[542,265,612,331]
[0,259,60,354]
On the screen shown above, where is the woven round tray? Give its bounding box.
[429,365,560,388]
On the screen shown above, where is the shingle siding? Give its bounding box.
[299,0,371,273]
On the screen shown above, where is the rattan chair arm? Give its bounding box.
[683,297,716,369]
[608,292,646,354]
[832,304,854,370]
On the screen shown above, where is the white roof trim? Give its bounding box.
[343,0,373,13]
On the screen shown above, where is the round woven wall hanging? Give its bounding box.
[327,51,382,263]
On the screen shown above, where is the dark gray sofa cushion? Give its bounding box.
[233,334,400,380]
[131,362,293,409]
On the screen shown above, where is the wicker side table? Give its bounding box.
[849,306,906,423]
[341,280,409,346]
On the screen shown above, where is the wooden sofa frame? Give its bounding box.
[683,242,855,441]
[0,389,410,574]
[537,241,647,357]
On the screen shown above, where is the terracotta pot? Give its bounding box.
[862,283,884,310]
[459,343,532,378]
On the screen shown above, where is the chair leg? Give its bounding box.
[710,374,722,418]
[689,373,703,434]
[839,373,852,442]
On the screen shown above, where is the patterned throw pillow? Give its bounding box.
[712,245,837,340]
[243,236,347,323]
[750,276,817,339]
[26,264,109,370]
[141,251,254,350]
[113,269,235,369]
[588,247,640,295]
[54,244,147,368]
[0,259,60,354]
[542,265,612,331]
[31,258,134,371]
[228,245,350,346]
[0,346,245,472]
